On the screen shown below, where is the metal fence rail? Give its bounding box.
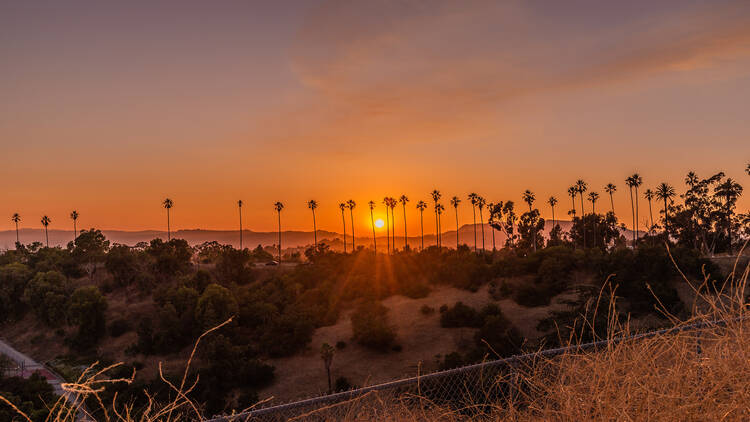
[207,317,743,421]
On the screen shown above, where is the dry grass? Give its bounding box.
[2,250,749,421]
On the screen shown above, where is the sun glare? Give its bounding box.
[375,218,384,228]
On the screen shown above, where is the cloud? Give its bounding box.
[255,0,750,153]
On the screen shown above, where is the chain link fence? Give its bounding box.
[207,317,739,421]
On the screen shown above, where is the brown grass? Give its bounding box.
[3,251,749,421]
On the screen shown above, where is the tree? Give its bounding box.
[40,215,51,247]
[567,186,577,219]
[347,200,356,250]
[604,183,617,215]
[308,200,318,247]
[522,190,537,251]
[548,196,558,230]
[105,245,140,287]
[387,197,397,250]
[339,202,348,253]
[488,202,496,251]
[655,183,676,236]
[23,270,69,326]
[436,203,445,249]
[320,343,335,394]
[11,213,21,246]
[468,192,479,253]
[368,200,377,253]
[196,283,238,329]
[575,180,588,248]
[382,197,391,253]
[399,195,409,250]
[450,196,461,250]
[274,202,284,262]
[416,201,427,250]
[587,191,600,247]
[627,173,643,245]
[477,196,486,252]
[431,190,442,247]
[72,229,110,280]
[351,301,396,351]
[69,286,108,349]
[489,201,517,248]
[644,189,655,234]
[518,209,545,252]
[162,198,174,240]
[238,200,243,249]
[625,176,637,246]
[69,210,79,243]
[714,178,743,254]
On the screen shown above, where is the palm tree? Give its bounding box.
[368,200,377,253]
[643,189,655,234]
[41,215,51,247]
[238,200,244,249]
[347,200,356,251]
[416,201,427,250]
[450,196,461,250]
[655,183,675,236]
[436,203,445,248]
[388,197,397,250]
[714,178,743,254]
[70,210,79,243]
[431,190,441,247]
[547,196,558,229]
[685,171,698,188]
[163,198,174,240]
[628,173,643,244]
[477,196,486,253]
[625,176,637,246]
[339,202,348,253]
[488,202,496,251]
[274,202,284,261]
[468,193,478,253]
[567,186,577,218]
[12,213,21,245]
[604,183,617,215]
[522,190,537,252]
[575,180,587,248]
[399,195,409,250]
[308,200,318,247]
[588,192,599,247]
[382,197,391,254]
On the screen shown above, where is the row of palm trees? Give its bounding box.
[8,211,79,247]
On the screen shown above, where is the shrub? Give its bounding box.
[335,341,347,350]
[420,305,435,315]
[351,301,397,352]
[439,302,482,328]
[513,283,556,307]
[109,319,131,338]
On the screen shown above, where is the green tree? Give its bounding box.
[416,200,427,250]
[196,284,238,329]
[72,229,110,280]
[0,263,32,323]
[162,198,174,240]
[68,286,108,349]
[105,245,140,287]
[274,201,284,261]
[40,215,51,247]
[23,270,69,326]
[350,301,396,352]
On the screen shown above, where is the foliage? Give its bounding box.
[22,270,70,326]
[68,286,108,350]
[350,301,397,351]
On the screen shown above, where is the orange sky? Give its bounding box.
[1,1,748,235]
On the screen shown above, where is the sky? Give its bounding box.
[1,0,749,235]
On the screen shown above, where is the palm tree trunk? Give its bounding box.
[385,209,391,255]
[420,210,424,250]
[349,210,355,251]
[455,207,459,250]
[341,211,347,253]
[491,226,496,251]
[402,203,408,250]
[663,198,668,236]
[647,200,653,235]
[635,187,640,244]
[312,209,317,246]
[239,206,243,249]
[373,215,377,253]
[45,226,49,247]
[15,222,19,245]
[592,203,597,248]
[609,193,614,215]
[628,188,635,247]
[435,209,439,248]
[479,210,485,253]
[73,220,77,243]
[472,206,477,253]
[552,206,556,229]
[277,211,282,262]
[530,204,536,252]
[167,209,171,241]
[579,195,586,248]
[391,207,396,251]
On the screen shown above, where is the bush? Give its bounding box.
[335,341,347,350]
[350,301,397,352]
[439,302,482,328]
[512,283,556,307]
[420,305,435,315]
[109,319,131,338]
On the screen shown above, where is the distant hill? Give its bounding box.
[0,222,644,251]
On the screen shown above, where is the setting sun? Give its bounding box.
[375,218,385,228]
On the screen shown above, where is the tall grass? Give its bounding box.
[3,251,749,421]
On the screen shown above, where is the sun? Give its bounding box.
[375,218,385,228]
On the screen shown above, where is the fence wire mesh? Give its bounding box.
[207,317,740,422]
